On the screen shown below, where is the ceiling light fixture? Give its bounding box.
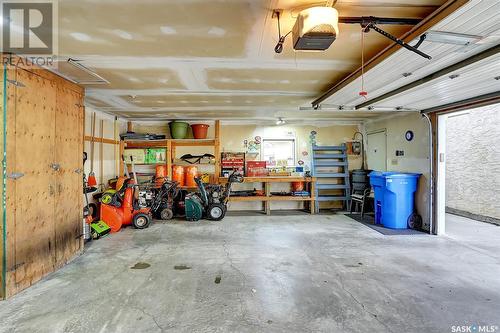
[424,31,482,46]
[276,117,285,125]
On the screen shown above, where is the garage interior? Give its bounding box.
[0,0,499,332]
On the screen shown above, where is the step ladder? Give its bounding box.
[311,144,350,212]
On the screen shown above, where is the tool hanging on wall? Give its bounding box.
[99,119,104,190]
[87,112,97,187]
[82,152,94,241]
[114,116,118,177]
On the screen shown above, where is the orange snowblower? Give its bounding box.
[99,178,151,232]
[99,156,151,233]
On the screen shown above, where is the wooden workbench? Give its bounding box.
[218,176,317,214]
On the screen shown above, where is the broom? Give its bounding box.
[87,112,98,187]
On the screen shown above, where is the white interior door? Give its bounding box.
[367,130,387,171]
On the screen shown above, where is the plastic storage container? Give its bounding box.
[291,181,304,192]
[169,121,189,139]
[191,124,209,139]
[369,171,421,229]
[155,165,167,187]
[172,165,185,186]
[184,166,198,188]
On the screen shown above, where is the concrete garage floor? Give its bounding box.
[1,213,499,333]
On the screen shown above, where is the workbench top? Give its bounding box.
[218,176,316,183]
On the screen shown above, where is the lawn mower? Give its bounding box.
[185,171,243,222]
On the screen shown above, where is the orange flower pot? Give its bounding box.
[191,124,209,139]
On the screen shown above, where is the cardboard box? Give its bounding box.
[123,149,146,164]
[246,161,268,177]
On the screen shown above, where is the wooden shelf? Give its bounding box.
[222,176,316,215]
[123,139,216,148]
[119,121,221,182]
[219,176,316,183]
[132,162,167,166]
[124,140,168,148]
[171,139,216,147]
[229,196,313,202]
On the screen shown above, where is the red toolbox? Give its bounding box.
[221,152,245,176]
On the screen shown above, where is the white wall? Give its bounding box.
[221,123,362,211]
[365,113,431,230]
[445,105,500,221]
[84,108,126,194]
[129,121,363,211]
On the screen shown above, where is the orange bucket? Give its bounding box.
[291,181,304,192]
[155,165,167,187]
[172,165,185,186]
[191,124,209,139]
[184,166,198,188]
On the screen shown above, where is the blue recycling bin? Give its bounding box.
[369,171,386,225]
[369,172,421,229]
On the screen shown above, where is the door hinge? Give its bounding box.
[7,79,25,88]
[7,172,24,180]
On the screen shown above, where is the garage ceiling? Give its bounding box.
[53,0,447,121]
[317,0,500,111]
